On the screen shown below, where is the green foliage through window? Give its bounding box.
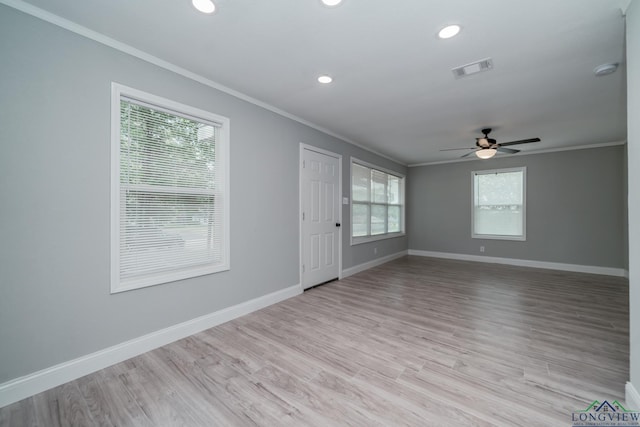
[113,87,229,293]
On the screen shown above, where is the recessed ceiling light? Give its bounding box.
[192,0,215,14]
[593,63,619,76]
[438,24,461,39]
[318,75,333,84]
[321,0,343,6]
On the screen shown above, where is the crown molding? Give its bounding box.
[0,0,405,167]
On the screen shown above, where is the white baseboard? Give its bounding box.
[342,250,408,278]
[627,382,640,409]
[408,249,626,277]
[0,284,302,408]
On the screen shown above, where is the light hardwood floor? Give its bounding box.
[0,256,629,426]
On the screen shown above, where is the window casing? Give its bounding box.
[111,83,230,293]
[472,167,526,241]
[351,159,405,244]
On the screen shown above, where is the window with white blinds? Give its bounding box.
[351,159,405,244]
[111,83,230,293]
[472,167,526,241]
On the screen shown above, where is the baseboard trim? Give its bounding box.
[0,283,302,408]
[627,382,640,409]
[342,250,408,278]
[408,249,626,277]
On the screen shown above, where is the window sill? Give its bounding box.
[351,232,405,246]
[111,263,230,294]
[472,234,526,241]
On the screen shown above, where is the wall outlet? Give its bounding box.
[374,247,378,255]
[480,246,485,253]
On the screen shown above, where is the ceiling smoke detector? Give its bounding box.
[593,63,619,76]
[452,58,494,79]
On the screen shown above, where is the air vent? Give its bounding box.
[452,58,494,79]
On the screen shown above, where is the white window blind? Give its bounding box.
[351,159,404,243]
[111,84,230,293]
[472,167,526,240]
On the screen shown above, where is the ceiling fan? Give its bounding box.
[442,128,540,159]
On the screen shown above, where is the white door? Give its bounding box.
[301,147,340,289]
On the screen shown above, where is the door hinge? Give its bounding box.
[303,160,306,168]
[302,212,305,220]
[302,264,305,272]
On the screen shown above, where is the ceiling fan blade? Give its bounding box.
[497,146,519,154]
[460,150,478,158]
[440,147,476,151]
[499,138,541,147]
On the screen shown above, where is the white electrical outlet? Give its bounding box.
[374,247,378,254]
[480,246,485,253]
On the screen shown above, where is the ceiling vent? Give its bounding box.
[452,58,494,79]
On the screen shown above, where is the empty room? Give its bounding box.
[1,0,639,426]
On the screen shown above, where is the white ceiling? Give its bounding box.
[10,0,629,165]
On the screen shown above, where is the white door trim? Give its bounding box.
[299,143,342,288]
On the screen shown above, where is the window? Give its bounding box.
[472,167,526,240]
[351,159,405,244]
[111,83,230,293]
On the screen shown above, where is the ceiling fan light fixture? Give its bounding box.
[192,0,215,14]
[476,149,497,159]
[438,24,461,39]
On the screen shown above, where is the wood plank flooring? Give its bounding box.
[0,256,629,426]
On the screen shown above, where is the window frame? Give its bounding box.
[350,158,405,245]
[471,166,526,241]
[110,83,230,293]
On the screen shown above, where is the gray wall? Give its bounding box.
[627,0,640,391]
[0,6,406,384]
[408,145,626,268]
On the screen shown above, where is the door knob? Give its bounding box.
[336,223,341,227]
